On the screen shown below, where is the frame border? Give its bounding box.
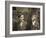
[5,1,45,37]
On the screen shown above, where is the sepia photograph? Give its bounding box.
[12,7,40,31]
[9,4,43,34]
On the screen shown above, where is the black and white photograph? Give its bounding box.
[12,7,40,31]
[10,4,43,34]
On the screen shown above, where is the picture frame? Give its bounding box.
[5,1,45,37]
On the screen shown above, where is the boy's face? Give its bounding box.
[32,15,38,26]
[20,15,24,21]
